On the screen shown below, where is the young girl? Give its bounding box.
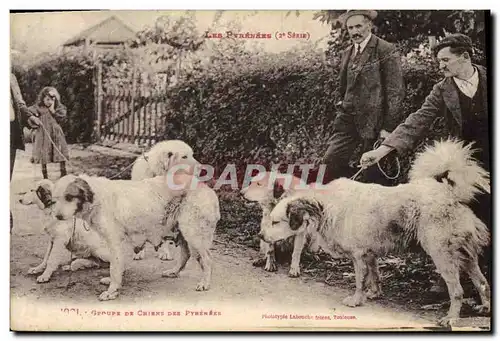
[28,86,69,179]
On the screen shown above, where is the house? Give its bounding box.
[62,15,136,51]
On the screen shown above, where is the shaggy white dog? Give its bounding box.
[261,139,490,327]
[130,139,200,261]
[51,172,219,301]
[19,179,110,283]
[240,171,335,276]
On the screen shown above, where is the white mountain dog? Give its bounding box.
[130,139,200,261]
[241,171,335,277]
[51,172,219,301]
[19,179,110,283]
[261,139,490,327]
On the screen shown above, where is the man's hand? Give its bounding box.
[28,115,41,128]
[379,129,391,139]
[360,145,395,169]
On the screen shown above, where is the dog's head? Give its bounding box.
[52,175,94,221]
[149,140,200,176]
[240,171,305,205]
[19,179,55,210]
[259,195,324,243]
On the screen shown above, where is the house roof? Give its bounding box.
[63,15,136,46]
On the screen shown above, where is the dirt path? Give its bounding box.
[8,145,478,331]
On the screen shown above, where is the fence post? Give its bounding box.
[93,61,103,143]
[130,66,137,144]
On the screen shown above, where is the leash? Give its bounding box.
[372,139,401,180]
[36,120,149,180]
[108,152,148,180]
[350,139,401,181]
[63,216,77,290]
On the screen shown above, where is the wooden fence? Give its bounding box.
[94,63,170,147]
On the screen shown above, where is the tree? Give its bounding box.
[301,10,487,54]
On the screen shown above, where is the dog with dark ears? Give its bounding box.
[51,172,219,301]
[19,179,111,283]
[261,139,491,327]
[240,171,335,277]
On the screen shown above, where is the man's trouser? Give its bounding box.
[321,112,393,186]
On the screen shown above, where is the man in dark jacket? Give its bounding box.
[11,71,40,229]
[361,33,489,223]
[321,10,405,184]
[360,33,490,290]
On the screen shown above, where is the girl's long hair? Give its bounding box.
[36,86,62,109]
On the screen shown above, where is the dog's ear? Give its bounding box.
[35,185,53,208]
[286,199,323,231]
[273,179,286,199]
[286,200,309,231]
[65,178,94,211]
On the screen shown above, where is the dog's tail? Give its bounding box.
[409,138,490,203]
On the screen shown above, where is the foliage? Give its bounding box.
[310,10,488,60]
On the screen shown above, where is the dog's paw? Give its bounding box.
[342,294,365,307]
[99,277,111,285]
[437,315,456,327]
[36,273,51,283]
[27,266,44,275]
[264,260,277,272]
[252,258,266,267]
[62,265,71,271]
[195,282,210,291]
[98,290,119,301]
[162,271,179,278]
[473,304,490,315]
[288,266,301,278]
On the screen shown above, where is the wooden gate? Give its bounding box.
[93,63,169,148]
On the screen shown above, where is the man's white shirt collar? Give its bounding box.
[453,67,479,98]
[354,33,372,56]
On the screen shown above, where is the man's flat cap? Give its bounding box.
[339,10,378,26]
[433,33,474,55]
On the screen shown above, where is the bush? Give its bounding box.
[14,47,133,144]
[159,48,340,186]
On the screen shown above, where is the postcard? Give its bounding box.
[9,9,491,332]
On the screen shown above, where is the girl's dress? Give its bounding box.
[29,104,69,164]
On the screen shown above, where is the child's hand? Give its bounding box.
[28,115,42,128]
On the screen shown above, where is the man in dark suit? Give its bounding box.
[360,33,490,290]
[321,10,405,184]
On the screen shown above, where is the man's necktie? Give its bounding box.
[351,45,362,68]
